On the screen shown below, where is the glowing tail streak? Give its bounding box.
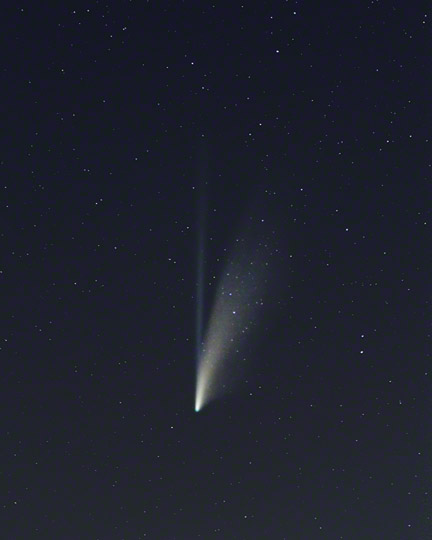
[195,183,206,370]
[195,227,270,412]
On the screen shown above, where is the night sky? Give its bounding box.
[2,2,432,538]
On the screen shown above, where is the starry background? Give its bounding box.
[2,1,431,539]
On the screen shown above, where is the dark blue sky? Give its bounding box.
[2,1,431,538]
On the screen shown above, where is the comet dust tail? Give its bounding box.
[195,200,276,412]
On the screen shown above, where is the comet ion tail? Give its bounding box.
[195,208,275,412]
[194,145,208,413]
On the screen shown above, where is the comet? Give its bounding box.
[195,200,274,413]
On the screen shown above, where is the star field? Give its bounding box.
[1,2,431,538]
